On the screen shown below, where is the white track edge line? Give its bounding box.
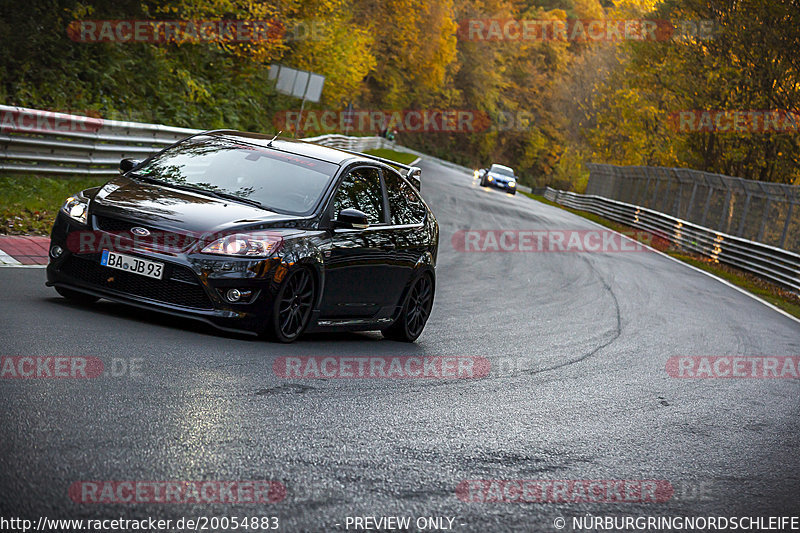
[527,195,800,327]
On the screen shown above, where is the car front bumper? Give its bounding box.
[45,211,287,335]
[490,180,516,191]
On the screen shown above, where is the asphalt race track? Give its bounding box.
[2,159,799,532]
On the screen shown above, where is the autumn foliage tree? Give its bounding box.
[1,0,797,187]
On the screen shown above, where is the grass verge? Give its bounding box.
[1,174,108,235]
[363,149,419,165]
[522,192,800,320]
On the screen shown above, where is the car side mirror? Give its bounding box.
[119,158,142,173]
[334,208,369,229]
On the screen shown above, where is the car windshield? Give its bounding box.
[135,136,339,215]
[490,165,514,177]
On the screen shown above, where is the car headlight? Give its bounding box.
[62,195,89,225]
[200,233,282,257]
[508,180,516,187]
[488,176,494,181]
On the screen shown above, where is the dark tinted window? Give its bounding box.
[136,136,338,215]
[385,172,426,225]
[333,167,385,225]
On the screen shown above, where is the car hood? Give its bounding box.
[488,173,514,182]
[89,176,307,233]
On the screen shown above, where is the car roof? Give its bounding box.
[490,164,514,172]
[202,130,373,166]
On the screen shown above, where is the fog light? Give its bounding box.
[50,245,63,258]
[226,288,242,302]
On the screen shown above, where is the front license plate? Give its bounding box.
[101,250,164,280]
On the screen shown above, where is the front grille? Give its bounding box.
[61,255,213,310]
[94,216,198,252]
[170,267,200,284]
[95,216,137,232]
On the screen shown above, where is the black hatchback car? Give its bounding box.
[46,131,439,342]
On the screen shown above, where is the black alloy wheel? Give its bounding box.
[269,268,315,342]
[383,273,434,342]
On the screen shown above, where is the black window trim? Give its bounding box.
[382,166,428,228]
[324,163,390,228]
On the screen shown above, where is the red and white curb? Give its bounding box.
[0,236,50,268]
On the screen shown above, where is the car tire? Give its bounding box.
[265,267,315,343]
[55,286,99,304]
[382,272,434,342]
[510,190,516,195]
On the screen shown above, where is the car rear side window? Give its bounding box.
[384,172,426,225]
[333,167,385,225]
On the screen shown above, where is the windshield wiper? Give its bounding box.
[128,172,166,185]
[128,173,268,210]
[199,189,266,209]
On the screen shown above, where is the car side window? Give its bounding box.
[333,167,385,225]
[385,171,426,225]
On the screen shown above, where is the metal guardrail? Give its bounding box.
[586,163,800,253]
[0,106,395,175]
[0,105,201,175]
[0,105,533,191]
[544,187,800,292]
[301,134,391,152]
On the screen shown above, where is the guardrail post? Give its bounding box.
[609,165,620,199]
[671,168,682,216]
[719,183,733,233]
[650,170,661,208]
[686,171,698,220]
[780,201,795,249]
[660,169,673,213]
[636,167,647,206]
[736,191,752,237]
[700,173,715,227]
[757,197,771,243]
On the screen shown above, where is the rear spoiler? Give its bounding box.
[337,148,422,191]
